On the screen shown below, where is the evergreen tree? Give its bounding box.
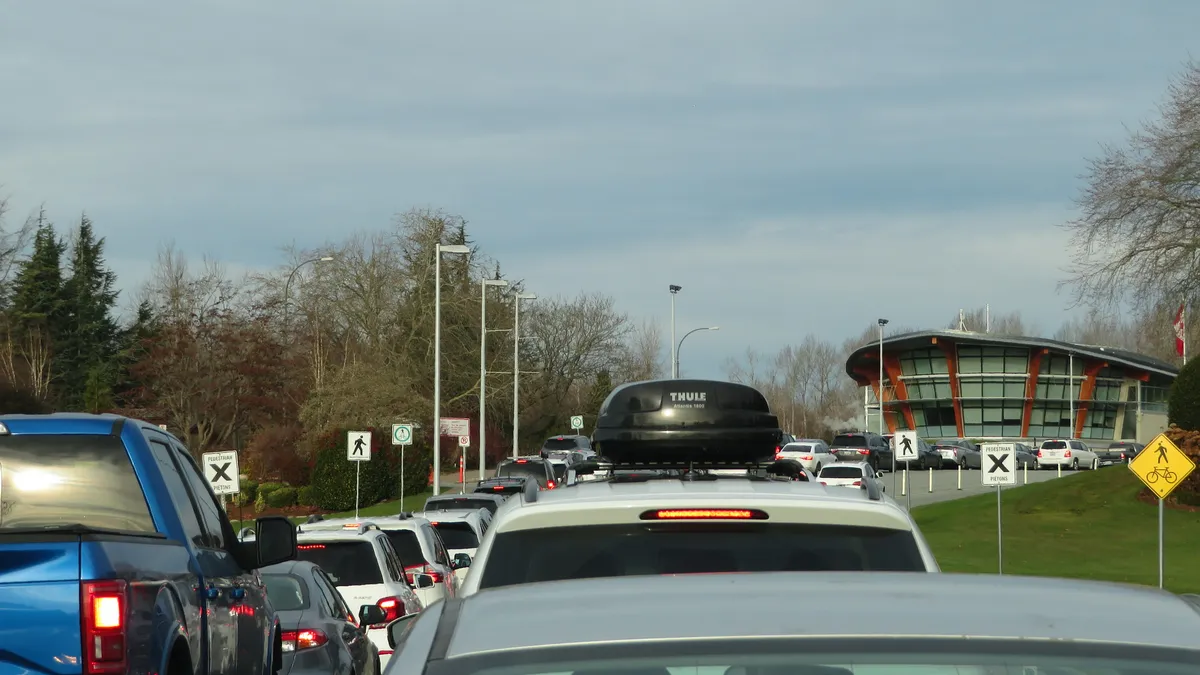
[10,212,66,329]
[111,299,157,409]
[55,215,121,410]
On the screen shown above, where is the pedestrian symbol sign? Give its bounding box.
[347,431,372,462]
[392,424,413,446]
[894,430,919,463]
[980,443,1016,486]
[1129,432,1195,500]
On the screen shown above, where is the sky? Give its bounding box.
[2,0,1198,379]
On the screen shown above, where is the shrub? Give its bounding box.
[309,427,433,510]
[234,479,259,507]
[257,482,285,497]
[1161,426,1200,504]
[1169,357,1200,431]
[266,487,298,508]
[296,485,315,506]
[254,491,267,512]
[245,424,310,484]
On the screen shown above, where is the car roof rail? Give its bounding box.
[860,478,882,501]
[522,478,539,503]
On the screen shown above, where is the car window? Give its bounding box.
[429,521,480,549]
[377,536,406,583]
[783,444,813,453]
[295,542,384,586]
[383,529,427,566]
[479,523,926,589]
[1042,441,1067,449]
[306,568,338,617]
[262,573,310,612]
[315,568,355,622]
[819,465,864,479]
[542,438,581,451]
[498,461,550,486]
[428,527,451,565]
[0,433,155,532]
[831,435,867,448]
[148,439,205,544]
[172,445,228,549]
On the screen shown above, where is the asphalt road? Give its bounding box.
[877,464,1085,510]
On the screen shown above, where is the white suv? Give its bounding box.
[413,509,488,583]
[305,515,462,607]
[246,522,425,665]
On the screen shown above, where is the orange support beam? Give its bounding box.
[1020,349,1046,438]
[1073,361,1106,438]
[1123,368,1150,382]
[935,341,965,437]
[882,353,917,431]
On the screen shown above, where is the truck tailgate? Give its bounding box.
[0,540,82,675]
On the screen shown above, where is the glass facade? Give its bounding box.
[957,346,1028,438]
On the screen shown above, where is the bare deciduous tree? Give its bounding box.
[947,307,1033,336]
[618,318,665,381]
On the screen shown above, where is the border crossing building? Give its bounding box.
[844,330,1178,444]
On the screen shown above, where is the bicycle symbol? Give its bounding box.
[1146,467,1178,484]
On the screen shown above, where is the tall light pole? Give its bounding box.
[479,279,508,479]
[512,292,537,458]
[676,326,719,378]
[877,318,889,437]
[669,285,682,378]
[283,255,335,331]
[432,244,471,495]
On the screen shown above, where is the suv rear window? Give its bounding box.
[831,435,868,448]
[498,461,549,486]
[424,497,499,514]
[429,521,479,549]
[0,434,155,532]
[479,523,924,589]
[819,466,864,479]
[543,438,583,451]
[383,529,427,567]
[1042,441,1067,449]
[295,542,382,586]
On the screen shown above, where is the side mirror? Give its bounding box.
[249,516,296,568]
[876,471,885,478]
[415,573,435,589]
[572,460,598,476]
[452,553,472,570]
[565,468,578,486]
[358,604,387,627]
[386,613,420,649]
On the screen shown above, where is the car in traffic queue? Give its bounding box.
[260,560,384,675]
[296,515,463,608]
[0,413,297,675]
[1014,441,1039,469]
[539,433,593,460]
[242,521,424,666]
[381,572,1200,675]
[414,509,487,584]
[829,430,888,470]
[816,461,887,492]
[422,492,506,516]
[495,455,558,489]
[774,438,835,474]
[932,440,982,469]
[474,475,533,496]
[1037,438,1101,470]
[455,379,940,597]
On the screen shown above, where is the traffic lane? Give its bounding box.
[875,465,1086,509]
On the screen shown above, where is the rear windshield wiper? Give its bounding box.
[0,523,165,538]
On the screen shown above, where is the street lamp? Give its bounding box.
[675,326,719,378]
[432,243,471,495]
[877,318,889,438]
[512,292,537,458]
[669,285,682,378]
[283,255,335,330]
[479,279,509,478]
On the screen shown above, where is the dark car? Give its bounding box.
[496,456,558,488]
[261,560,383,675]
[830,431,888,470]
[474,475,533,496]
[880,434,941,470]
[540,434,593,462]
[1098,441,1144,466]
[422,492,506,515]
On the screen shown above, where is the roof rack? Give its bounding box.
[522,478,539,503]
[860,478,883,501]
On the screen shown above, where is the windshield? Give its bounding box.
[1042,441,1067,449]
[498,462,548,485]
[428,643,1197,675]
[261,573,310,611]
[819,466,864,479]
[295,542,382,586]
[831,435,867,448]
[425,497,498,514]
[0,434,155,532]
[383,529,428,567]
[478,522,924,589]
[430,521,479,549]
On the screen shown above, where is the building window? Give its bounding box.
[1092,381,1122,402]
[1081,403,1117,440]
[911,404,957,439]
[1040,353,1085,376]
[899,348,948,377]
[960,377,1026,399]
[961,400,1023,438]
[958,346,1028,375]
[1035,378,1083,400]
[1028,403,1074,439]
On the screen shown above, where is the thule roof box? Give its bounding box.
[591,378,781,468]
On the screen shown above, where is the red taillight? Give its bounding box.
[281,629,328,652]
[492,485,504,491]
[1037,449,1042,457]
[1120,453,1126,459]
[856,449,869,455]
[297,544,325,550]
[82,580,126,674]
[516,459,528,463]
[403,563,444,585]
[800,455,813,461]
[546,480,556,489]
[639,509,768,520]
[1064,450,1072,458]
[852,480,862,486]
[376,596,403,626]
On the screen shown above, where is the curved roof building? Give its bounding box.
[845,329,1178,443]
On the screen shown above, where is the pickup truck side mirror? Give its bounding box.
[387,614,420,649]
[249,516,296,568]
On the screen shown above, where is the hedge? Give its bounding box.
[234,479,258,507]
[1169,357,1200,432]
[266,487,298,508]
[297,485,314,506]
[257,482,286,497]
[309,427,433,511]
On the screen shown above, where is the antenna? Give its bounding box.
[985,304,990,333]
[958,309,966,331]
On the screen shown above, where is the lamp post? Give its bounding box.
[283,255,334,331]
[432,244,471,495]
[512,292,537,458]
[669,285,682,378]
[479,279,509,479]
[675,326,719,377]
[877,318,889,438]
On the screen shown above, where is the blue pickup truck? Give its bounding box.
[0,413,298,675]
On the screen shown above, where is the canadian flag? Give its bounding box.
[1174,303,1186,357]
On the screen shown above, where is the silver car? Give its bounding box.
[383,572,1199,674]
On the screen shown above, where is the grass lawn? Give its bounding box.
[230,489,441,528]
[912,467,1200,592]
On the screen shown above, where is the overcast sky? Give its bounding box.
[2,1,1197,378]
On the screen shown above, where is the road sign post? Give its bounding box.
[458,435,470,493]
[570,415,583,431]
[1128,432,1196,588]
[392,424,414,505]
[981,443,1016,575]
[347,431,372,518]
[895,430,918,511]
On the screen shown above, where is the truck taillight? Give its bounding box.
[376,596,403,625]
[281,629,328,652]
[82,580,127,674]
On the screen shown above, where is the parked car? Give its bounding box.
[933,439,982,469]
[0,413,297,675]
[1014,442,1039,469]
[830,431,888,470]
[775,438,835,474]
[1097,441,1143,466]
[1037,439,1100,470]
[881,434,941,470]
